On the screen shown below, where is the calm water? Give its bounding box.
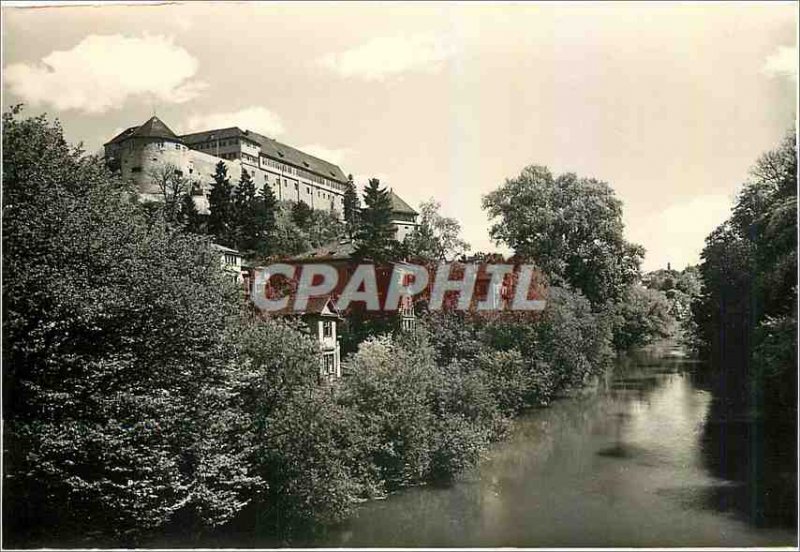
[289,342,797,548]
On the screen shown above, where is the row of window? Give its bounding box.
[188,141,343,191]
[195,139,236,150]
[263,156,342,191]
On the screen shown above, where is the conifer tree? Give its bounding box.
[233,169,259,255]
[254,183,278,258]
[181,193,205,234]
[343,174,360,239]
[207,161,234,246]
[354,178,395,261]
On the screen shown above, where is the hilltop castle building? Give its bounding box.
[104,116,349,215]
[103,116,418,240]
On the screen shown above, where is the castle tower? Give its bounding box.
[104,116,193,201]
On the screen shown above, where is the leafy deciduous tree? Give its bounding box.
[404,198,470,261]
[482,165,643,307]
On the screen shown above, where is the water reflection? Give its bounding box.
[698,368,797,529]
[299,343,796,548]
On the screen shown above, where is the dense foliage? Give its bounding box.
[270,201,344,258]
[481,164,673,350]
[692,131,797,411]
[607,285,674,350]
[2,108,254,545]
[482,165,644,307]
[643,265,702,346]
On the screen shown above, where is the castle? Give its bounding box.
[103,116,418,240]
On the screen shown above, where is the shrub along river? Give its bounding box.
[220,341,798,548]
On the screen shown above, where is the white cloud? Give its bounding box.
[184,106,285,137]
[762,45,798,82]
[4,34,207,114]
[299,144,353,166]
[319,33,456,81]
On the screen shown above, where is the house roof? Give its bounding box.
[290,239,357,262]
[180,127,348,183]
[389,190,417,215]
[210,243,241,255]
[265,294,343,318]
[304,296,343,317]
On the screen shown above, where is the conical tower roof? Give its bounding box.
[129,116,183,143]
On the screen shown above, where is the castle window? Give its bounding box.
[131,166,142,173]
[323,320,333,338]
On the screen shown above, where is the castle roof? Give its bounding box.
[180,127,348,184]
[130,116,183,142]
[105,126,138,145]
[389,190,418,216]
[104,116,183,145]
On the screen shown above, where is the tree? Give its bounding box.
[148,162,191,224]
[181,193,205,234]
[354,178,395,261]
[207,160,235,247]
[232,169,261,256]
[290,200,314,230]
[2,108,257,545]
[343,174,360,239]
[404,198,470,261]
[482,165,643,307]
[609,285,674,350]
[693,130,797,400]
[253,183,278,258]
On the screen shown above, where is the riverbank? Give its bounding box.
[269,344,796,548]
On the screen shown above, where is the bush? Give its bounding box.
[609,285,675,350]
[339,332,497,488]
[230,318,381,531]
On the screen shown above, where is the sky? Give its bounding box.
[2,1,797,271]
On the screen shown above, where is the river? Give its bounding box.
[291,342,797,548]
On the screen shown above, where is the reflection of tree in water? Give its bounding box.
[697,368,797,529]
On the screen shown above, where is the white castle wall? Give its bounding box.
[117,136,344,217]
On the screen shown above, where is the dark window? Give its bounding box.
[131,166,142,173]
[322,352,335,375]
[323,320,333,338]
